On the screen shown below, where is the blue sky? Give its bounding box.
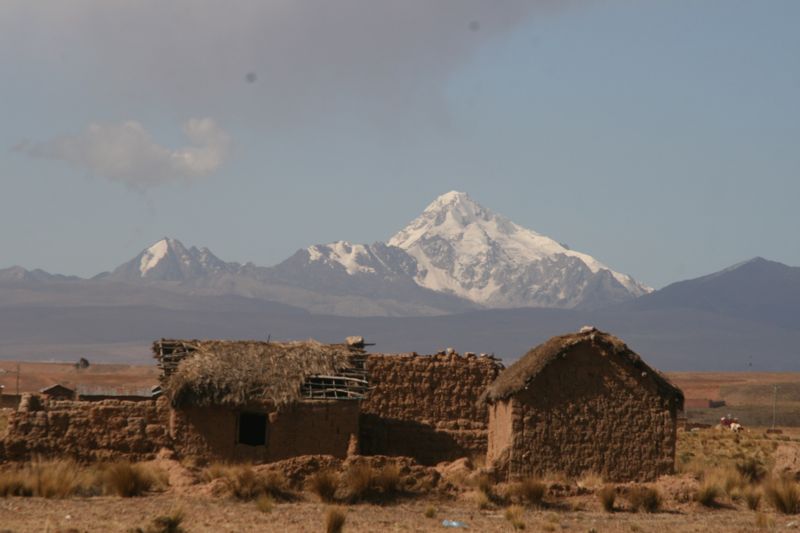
[1,1,798,288]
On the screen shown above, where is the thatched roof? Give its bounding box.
[153,339,367,408]
[483,328,683,406]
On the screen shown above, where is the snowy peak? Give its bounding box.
[107,237,237,282]
[388,191,650,308]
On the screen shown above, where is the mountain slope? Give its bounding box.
[100,238,237,282]
[623,257,800,331]
[387,191,650,309]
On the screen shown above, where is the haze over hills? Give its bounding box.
[1,192,799,370]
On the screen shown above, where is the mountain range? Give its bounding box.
[1,191,799,371]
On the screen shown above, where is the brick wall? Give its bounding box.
[1,395,171,461]
[360,353,503,465]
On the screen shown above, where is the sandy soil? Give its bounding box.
[0,493,794,533]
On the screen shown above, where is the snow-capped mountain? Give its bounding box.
[386,191,651,308]
[101,238,237,282]
[76,191,649,313]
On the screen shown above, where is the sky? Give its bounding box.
[1,0,798,288]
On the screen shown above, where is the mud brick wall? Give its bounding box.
[1,395,172,462]
[361,353,503,465]
[171,400,359,463]
[487,345,679,482]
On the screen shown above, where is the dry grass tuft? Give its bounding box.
[255,494,273,513]
[0,459,99,498]
[132,509,185,533]
[598,485,616,512]
[577,472,604,491]
[424,505,437,518]
[743,486,762,510]
[694,482,722,507]
[504,505,526,530]
[343,463,403,503]
[511,477,546,508]
[215,466,291,501]
[764,477,800,514]
[102,462,157,497]
[626,486,662,513]
[473,490,491,510]
[308,469,340,503]
[325,507,346,533]
[736,457,767,484]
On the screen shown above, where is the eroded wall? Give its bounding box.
[171,400,359,462]
[1,395,171,461]
[490,345,678,482]
[360,353,503,464]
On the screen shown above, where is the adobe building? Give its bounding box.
[360,350,503,464]
[483,327,684,482]
[153,338,368,463]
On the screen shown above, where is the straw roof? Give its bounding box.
[154,339,365,408]
[483,328,683,406]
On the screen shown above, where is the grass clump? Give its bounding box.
[694,482,722,507]
[102,462,157,497]
[504,505,526,530]
[424,505,437,518]
[255,494,273,513]
[220,466,291,501]
[598,485,616,512]
[736,457,767,484]
[131,509,185,533]
[764,477,800,514]
[308,469,339,503]
[0,459,98,498]
[343,463,403,503]
[325,507,346,533]
[512,477,546,508]
[743,486,762,510]
[626,486,662,513]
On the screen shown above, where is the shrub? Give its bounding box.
[513,477,546,508]
[372,464,401,496]
[0,460,100,498]
[343,463,403,503]
[504,505,525,530]
[221,466,290,501]
[102,462,155,497]
[308,469,340,503]
[743,487,762,511]
[424,505,436,518]
[473,490,491,510]
[255,494,273,513]
[736,458,767,484]
[325,507,346,533]
[694,482,722,508]
[598,485,616,512]
[131,509,185,533]
[626,486,662,513]
[764,478,800,514]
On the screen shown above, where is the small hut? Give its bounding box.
[39,384,75,400]
[153,338,368,462]
[483,328,683,482]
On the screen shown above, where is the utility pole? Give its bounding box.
[772,385,779,430]
[15,363,20,397]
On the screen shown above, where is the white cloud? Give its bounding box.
[17,118,230,190]
[0,1,571,126]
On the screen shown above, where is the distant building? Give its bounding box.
[39,384,75,400]
[483,328,684,482]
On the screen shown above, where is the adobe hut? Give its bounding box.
[484,328,684,482]
[154,338,368,463]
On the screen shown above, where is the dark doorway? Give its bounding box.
[238,412,267,446]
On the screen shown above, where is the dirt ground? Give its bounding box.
[1,491,797,533]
